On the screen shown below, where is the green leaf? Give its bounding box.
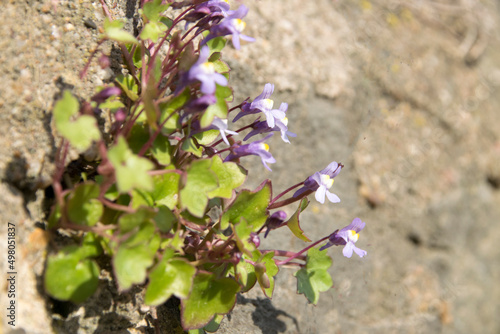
[79,233,103,259]
[220,180,271,230]
[47,203,61,228]
[204,314,224,333]
[153,172,180,208]
[114,244,155,290]
[181,273,240,329]
[66,183,103,226]
[127,123,150,154]
[53,91,101,151]
[208,52,230,74]
[132,171,180,209]
[45,249,99,303]
[192,129,219,146]
[145,256,196,306]
[159,89,189,134]
[256,252,279,298]
[151,133,172,166]
[118,206,156,233]
[205,36,227,55]
[285,198,311,242]
[239,260,257,292]
[108,137,154,193]
[141,0,169,22]
[233,219,256,256]
[113,223,160,291]
[54,91,79,123]
[182,137,203,157]
[103,18,138,44]
[200,85,233,128]
[207,155,246,199]
[154,205,176,233]
[294,247,333,305]
[180,159,218,218]
[115,74,139,101]
[140,21,166,43]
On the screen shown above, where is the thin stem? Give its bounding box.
[150,5,195,61]
[269,182,304,206]
[101,198,136,213]
[80,39,105,79]
[274,236,330,266]
[268,189,313,210]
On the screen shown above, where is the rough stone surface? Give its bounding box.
[1,0,500,333]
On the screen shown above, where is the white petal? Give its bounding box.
[315,186,326,204]
[326,191,340,203]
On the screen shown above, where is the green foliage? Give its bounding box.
[67,183,103,226]
[108,137,154,193]
[45,236,101,303]
[103,18,138,44]
[145,250,196,306]
[286,198,311,242]
[294,247,333,305]
[116,74,139,101]
[53,91,101,151]
[200,84,233,128]
[181,273,240,329]
[113,222,160,290]
[180,159,219,217]
[221,180,271,230]
[256,252,279,298]
[205,36,227,55]
[207,155,246,199]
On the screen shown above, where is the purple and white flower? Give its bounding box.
[233,83,286,128]
[243,103,296,143]
[211,117,238,145]
[203,5,255,49]
[293,161,343,204]
[183,0,230,28]
[320,218,367,258]
[180,46,228,96]
[224,134,276,171]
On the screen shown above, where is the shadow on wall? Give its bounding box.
[231,294,300,334]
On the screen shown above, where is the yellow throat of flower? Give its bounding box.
[320,174,334,189]
[262,99,274,109]
[347,230,359,242]
[201,62,215,74]
[233,19,246,32]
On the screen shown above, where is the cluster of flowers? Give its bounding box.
[177,1,367,258]
[96,0,367,258]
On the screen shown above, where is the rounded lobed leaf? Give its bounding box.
[181,273,240,329]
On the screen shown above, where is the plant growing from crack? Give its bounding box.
[45,0,367,331]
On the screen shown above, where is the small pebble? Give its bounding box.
[84,19,97,30]
[64,23,75,32]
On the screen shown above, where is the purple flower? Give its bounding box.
[293,161,343,204]
[91,86,121,104]
[320,218,367,258]
[184,0,230,28]
[181,46,228,95]
[184,94,217,113]
[210,117,238,145]
[233,83,286,128]
[203,5,255,49]
[224,134,276,171]
[243,103,296,143]
[264,211,287,238]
